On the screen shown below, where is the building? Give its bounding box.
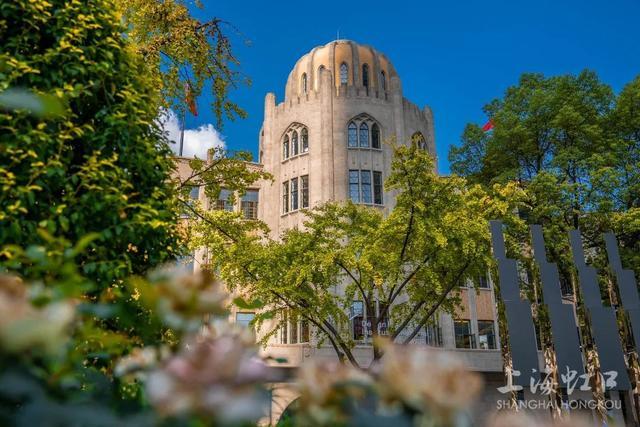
[178,40,505,424]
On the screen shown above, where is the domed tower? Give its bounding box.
[258,40,436,237]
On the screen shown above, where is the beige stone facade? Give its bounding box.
[258,40,436,238]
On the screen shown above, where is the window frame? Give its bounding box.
[290,177,299,211]
[283,135,290,160]
[477,320,496,350]
[301,175,309,209]
[359,122,369,148]
[282,181,289,214]
[454,319,475,349]
[340,62,348,85]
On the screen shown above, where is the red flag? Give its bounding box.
[482,119,494,132]
[185,82,198,117]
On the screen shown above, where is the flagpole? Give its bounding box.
[179,107,185,157]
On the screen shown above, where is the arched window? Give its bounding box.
[412,132,427,150]
[301,128,309,153]
[301,73,307,94]
[340,62,348,85]
[371,123,380,149]
[283,135,290,159]
[348,122,358,147]
[291,131,299,156]
[380,71,386,91]
[362,64,369,88]
[359,123,369,148]
[316,65,325,89]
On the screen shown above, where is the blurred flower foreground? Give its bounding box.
[0,268,601,427]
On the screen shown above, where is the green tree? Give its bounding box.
[449,70,640,275]
[218,144,522,367]
[119,0,247,127]
[0,0,180,288]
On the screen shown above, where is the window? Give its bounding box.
[282,125,308,160]
[290,178,299,211]
[371,123,380,149]
[362,64,369,88]
[349,170,360,202]
[236,312,255,329]
[478,320,496,349]
[301,73,307,93]
[412,132,427,150]
[351,301,364,340]
[241,190,259,219]
[380,71,386,91]
[479,276,490,289]
[425,321,443,347]
[347,115,380,150]
[361,170,372,204]
[377,301,389,336]
[373,171,383,205]
[280,311,310,344]
[300,320,310,343]
[455,320,474,349]
[291,131,299,156]
[189,186,199,201]
[348,122,358,147]
[301,128,309,153]
[359,122,369,147]
[215,189,234,211]
[301,175,309,208]
[282,181,289,214]
[350,170,382,205]
[316,65,325,89]
[283,135,290,159]
[340,62,348,84]
[280,311,289,344]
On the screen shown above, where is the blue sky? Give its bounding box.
[182,0,640,173]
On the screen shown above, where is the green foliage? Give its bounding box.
[0,0,181,288]
[219,143,522,366]
[119,0,248,127]
[449,70,640,275]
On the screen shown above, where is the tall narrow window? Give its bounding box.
[301,73,307,93]
[291,131,299,156]
[348,122,358,147]
[359,122,369,147]
[280,311,288,344]
[301,128,309,153]
[283,135,289,160]
[351,301,364,340]
[316,65,325,89]
[371,123,380,149]
[241,190,259,219]
[361,170,372,204]
[349,170,360,202]
[380,71,386,91]
[340,62,348,84]
[282,181,289,214]
[290,312,298,344]
[290,178,299,211]
[362,64,369,88]
[373,171,383,205]
[300,320,310,343]
[301,175,309,208]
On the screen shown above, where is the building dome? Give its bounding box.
[284,40,399,100]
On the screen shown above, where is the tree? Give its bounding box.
[219,144,522,367]
[0,0,181,289]
[449,70,640,276]
[118,0,248,127]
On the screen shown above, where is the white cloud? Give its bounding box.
[159,109,225,158]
